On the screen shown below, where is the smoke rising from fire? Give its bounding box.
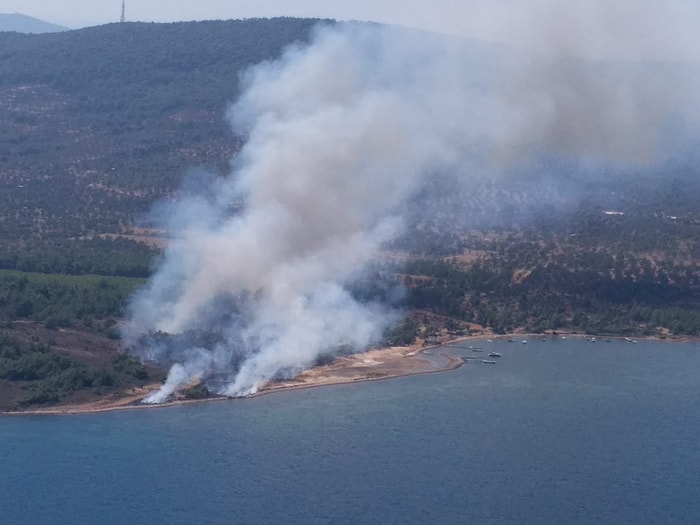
[124,16,699,402]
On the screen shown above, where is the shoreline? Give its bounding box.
[1,336,472,417]
[2,332,697,417]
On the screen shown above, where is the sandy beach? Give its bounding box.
[0,338,469,416]
[256,341,465,396]
[3,331,694,417]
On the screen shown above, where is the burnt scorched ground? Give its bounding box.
[0,321,164,411]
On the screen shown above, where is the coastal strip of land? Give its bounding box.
[0,339,468,416]
[3,332,694,417]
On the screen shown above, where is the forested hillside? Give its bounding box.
[0,18,699,409]
[0,18,326,409]
[0,18,326,244]
[0,13,68,34]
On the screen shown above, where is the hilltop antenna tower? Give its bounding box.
[120,0,126,23]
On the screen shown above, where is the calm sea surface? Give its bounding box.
[2,338,699,525]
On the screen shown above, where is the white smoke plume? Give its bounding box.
[124,15,699,401]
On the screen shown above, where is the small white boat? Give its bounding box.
[488,352,501,358]
[522,340,528,344]
[482,360,497,364]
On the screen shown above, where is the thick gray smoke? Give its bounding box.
[124,18,699,402]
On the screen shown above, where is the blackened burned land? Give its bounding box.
[0,18,699,408]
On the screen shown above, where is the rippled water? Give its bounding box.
[2,338,699,524]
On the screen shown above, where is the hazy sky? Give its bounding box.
[1,0,699,60]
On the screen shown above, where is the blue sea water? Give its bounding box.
[2,338,700,525]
